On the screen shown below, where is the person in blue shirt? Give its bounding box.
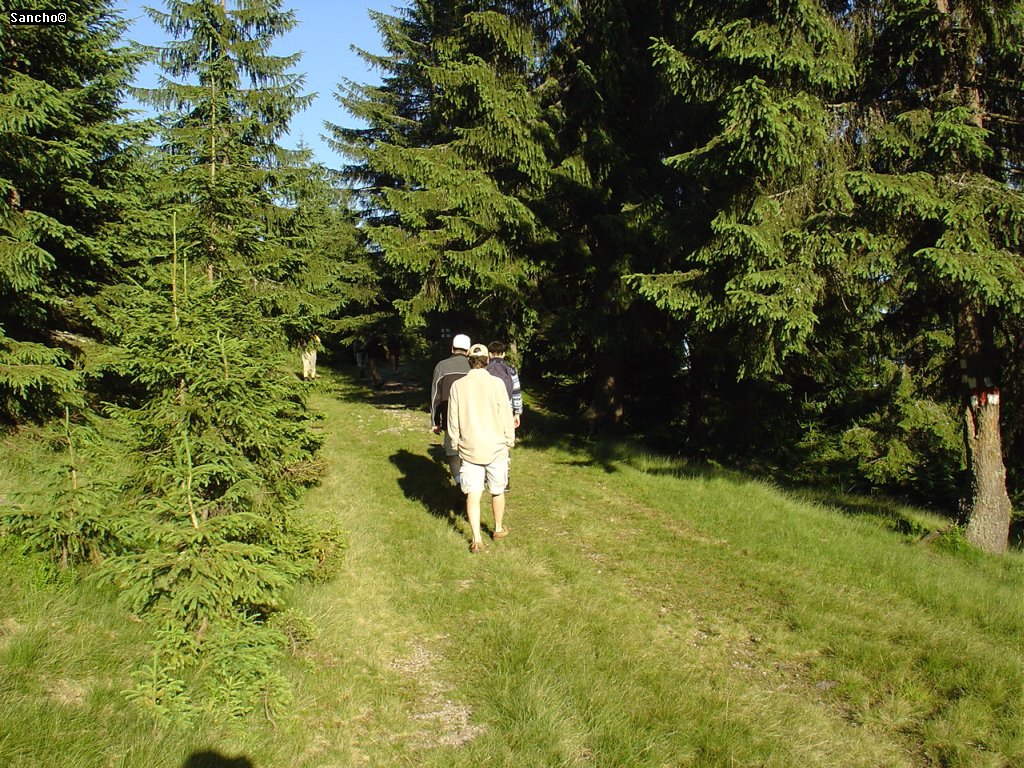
[486,341,523,491]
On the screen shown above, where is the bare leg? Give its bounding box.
[466,490,483,544]
[492,492,506,534]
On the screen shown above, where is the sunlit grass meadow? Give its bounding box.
[1,364,1022,767]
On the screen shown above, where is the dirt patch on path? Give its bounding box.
[390,640,486,749]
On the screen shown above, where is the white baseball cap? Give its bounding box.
[452,333,471,351]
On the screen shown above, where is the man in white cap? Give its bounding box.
[447,343,515,553]
[430,332,472,486]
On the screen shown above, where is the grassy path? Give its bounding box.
[1,364,1022,767]
[270,368,1023,767]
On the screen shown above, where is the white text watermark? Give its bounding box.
[9,11,69,25]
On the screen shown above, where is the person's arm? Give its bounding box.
[508,367,523,428]
[498,384,515,448]
[429,364,442,431]
[447,384,461,447]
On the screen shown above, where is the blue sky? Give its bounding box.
[115,0,396,166]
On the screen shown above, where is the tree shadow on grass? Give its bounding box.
[517,400,730,482]
[325,360,628,476]
[784,484,959,540]
[514,403,622,474]
[519,395,962,540]
[520,399,963,538]
[183,751,253,768]
[327,362,1024,554]
[323,360,431,413]
[390,446,464,533]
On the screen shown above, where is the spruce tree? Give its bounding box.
[97,255,326,716]
[834,0,1024,552]
[87,0,338,712]
[0,0,145,421]
[632,1,1024,552]
[331,0,555,344]
[629,0,856,377]
[629,1,879,463]
[135,0,314,285]
[270,162,380,363]
[534,0,697,431]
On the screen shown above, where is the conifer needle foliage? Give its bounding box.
[0,0,145,422]
[2,0,354,717]
[96,262,329,718]
[333,0,555,338]
[3,406,125,568]
[628,0,1024,550]
[91,0,356,714]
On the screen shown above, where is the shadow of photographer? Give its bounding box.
[183,751,253,768]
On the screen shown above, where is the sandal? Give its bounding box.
[469,540,483,554]
[492,527,509,540]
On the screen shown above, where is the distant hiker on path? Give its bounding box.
[386,333,401,372]
[300,334,320,381]
[448,343,515,553]
[486,340,523,490]
[430,332,471,487]
[365,334,387,389]
[352,338,367,378]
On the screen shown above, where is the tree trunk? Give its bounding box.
[963,397,1011,553]
[683,337,707,454]
[958,305,1012,553]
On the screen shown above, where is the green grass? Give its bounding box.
[1,363,1022,767]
